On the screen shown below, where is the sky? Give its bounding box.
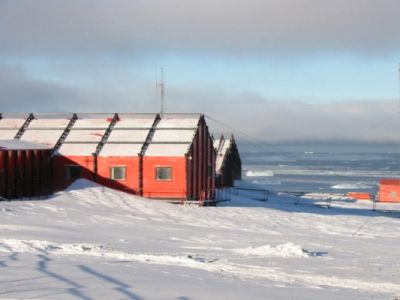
[1,0,400,143]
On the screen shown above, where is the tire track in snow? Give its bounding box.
[1,238,399,295]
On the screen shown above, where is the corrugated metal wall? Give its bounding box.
[0,149,51,200]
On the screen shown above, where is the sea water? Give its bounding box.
[239,143,400,195]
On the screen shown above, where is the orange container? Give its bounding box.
[347,192,372,200]
[378,179,400,203]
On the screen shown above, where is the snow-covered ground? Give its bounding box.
[1,180,400,299]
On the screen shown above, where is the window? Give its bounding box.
[110,166,126,180]
[65,165,82,180]
[156,167,172,181]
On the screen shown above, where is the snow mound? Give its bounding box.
[246,170,274,177]
[233,242,309,258]
[65,178,102,191]
[331,183,372,190]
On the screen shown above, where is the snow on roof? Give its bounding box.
[114,116,155,128]
[100,129,149,156]
[72,118,111,129]
[0,139,51,150]
[0,118,26,128]
[0,130,19,139]
[98,116,155,156]
[59,118,110,155]
[151,129,195,143]
[65,130,104,142]
[27,118,70,129]
[143,116,199,156]
[156,117,199,128]
[21,129,65,148]
[20,119,70,147]
[145,143,191,157]
[215,137,232,172]
[0,118,26,139]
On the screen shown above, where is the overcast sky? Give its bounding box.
[1,0,400,143]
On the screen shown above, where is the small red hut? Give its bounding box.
[378,179,400,203]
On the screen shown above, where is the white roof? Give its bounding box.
[20,118,70,147]
[0,118,26,139]
[144,117,198,156]
[65,130,104,142]
[0,139,51,150]
[57,143,98,156]
[0,118,26,128]
[73,118,110,129]
[0,113,204,157]
[21,129,64,147]
[99,116,155,156]
[59,117,110,155]
[0,130,19,139]
[151,129,195,143]
[114,117,155,128]
[27,118,70,128]
[215,137,232,173]
[156,117,199,128]
[145,144,191,157]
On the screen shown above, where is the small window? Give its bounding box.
[111,166,126,180]
[156,167,172,181]
[65,165,82,180]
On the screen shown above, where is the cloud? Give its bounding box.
[1,65,399,143]
[0,0,399,57]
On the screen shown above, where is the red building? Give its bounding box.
[0,113,216,202]
[378,179,400,203]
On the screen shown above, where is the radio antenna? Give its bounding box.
[156,68,165,117]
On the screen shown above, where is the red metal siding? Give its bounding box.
[53,155,95,191]
[96,156,139,194]
[379,179,400,202]
[186,118,216,200]
[0,148,51,200]
[142,156,187,199]
[7,150,16,199]
[24,150,33,198]
[0,151,6,198]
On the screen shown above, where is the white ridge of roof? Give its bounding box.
[0,139,51,150]
[157,117,199,128]
[145,143,191,157]
[114,117,155,128]
[21,130,65,147]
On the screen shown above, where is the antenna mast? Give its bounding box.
[398,63,400,113]
[156,68,165,117]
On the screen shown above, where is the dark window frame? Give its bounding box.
[155,166,172,181]
[65,165,82,180]
[110,166,126,181]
